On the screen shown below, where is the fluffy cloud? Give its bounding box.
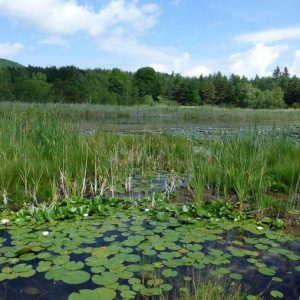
[229,43,286,77]
[97,35,211,76]
[185,65,212,77]
[0,0,212,75]
[0,0,159,36]
[0,42,24,59]
[290,50,300,76]
[235,27,300,44]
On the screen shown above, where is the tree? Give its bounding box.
[174,79,200,105]
[15,72,54,102]
[0,68,14,101]
[134,67,161,101]
[200,77,216,104]
[283,66,290,78]
[273,66,281,79]
[244,85,285,109]
[285,76,300,106]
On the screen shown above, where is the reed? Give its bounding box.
[0,102,299,123]
[0,105,299,220]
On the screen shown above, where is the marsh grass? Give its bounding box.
[190,131,300,218]
[1,102,300,123]
[0,110,192,205]
[159,275,246,300]
[0,106,299,221]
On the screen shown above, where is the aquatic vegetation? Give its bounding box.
[0,207,299,299]
[0,105,299,299]
[1,102,300,124]
[0,108,299,225]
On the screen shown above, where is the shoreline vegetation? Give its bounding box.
[1,102,300,123]
[0,105,299,228]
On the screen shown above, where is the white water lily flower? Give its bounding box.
[83,213,89,217]
[257,226,264,231]
[42,231,50,237]
[182,205,189,213]
[1,219,9,225]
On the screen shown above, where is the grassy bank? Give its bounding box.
[0,102,300,124]
[0,107,299,225]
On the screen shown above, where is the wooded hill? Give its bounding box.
[0,61,299,108]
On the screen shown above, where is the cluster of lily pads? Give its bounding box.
[0,203,299,299]
[0,195,286,233]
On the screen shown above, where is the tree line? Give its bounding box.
[0,64,299,108]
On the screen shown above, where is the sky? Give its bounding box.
[0,0,300,77]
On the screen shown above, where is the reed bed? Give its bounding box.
[0,102,300,123]
[0,110,191,205]
[0,106,299,219]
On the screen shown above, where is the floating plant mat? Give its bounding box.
[119,125,300,143]
[0,210,300,300]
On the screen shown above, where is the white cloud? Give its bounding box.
[150,63,168,73]
[185,65,212,77]
[40,36,70,47]
[229,43,287,77]
[0,42,24,59]
[97,35,211,76]
[0,0,159,36]
[290,50,300,76]
[0,0,212,75]
[235,27,300,44]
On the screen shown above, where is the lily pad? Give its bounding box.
[162,269,178,278]
[68,288,116,300]
[62,271,90,285]
[270,290,283,298]
[92,272,118,286]
[230,273,243,280]
[258,267,276,277]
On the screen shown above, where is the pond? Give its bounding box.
[77,119,300,143]
[0,208,299,300]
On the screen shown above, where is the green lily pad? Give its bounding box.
[120,290,136,299]
[19,253,36,261]
[162,269,178,278]
[128,278,141,285]
[92,272,118,286]
[147,278,164,286]
[45,268,90,284]
[258,267,276,276]
[270,290,283,298]
[119,271,134,280]
[62,271,90,285]
[12,264,32,273]
[272,277,283,283]
[19,269,36,278]
[68,288,116,300]
[230,273,243,280]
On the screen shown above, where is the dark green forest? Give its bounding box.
[0,61,299,108]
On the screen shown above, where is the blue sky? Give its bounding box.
[0,0,300,77]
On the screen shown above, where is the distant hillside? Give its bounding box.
[0,58,24,68]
